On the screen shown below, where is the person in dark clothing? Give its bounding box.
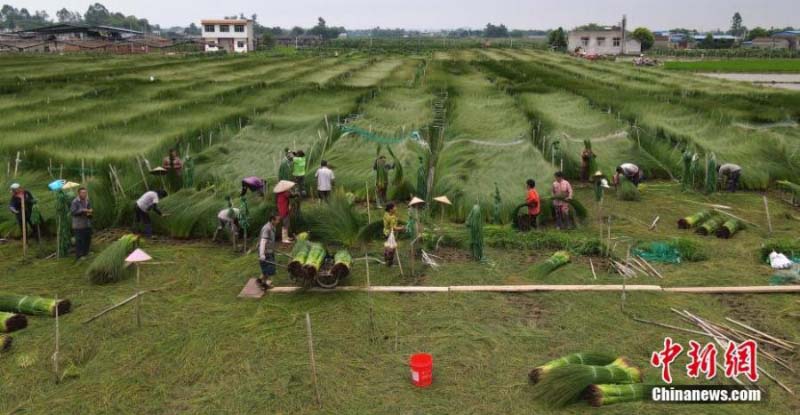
[8,183,35,234]
[70,187,93,260]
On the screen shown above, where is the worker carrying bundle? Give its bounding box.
[613,163,643,187]
[551,171,573,230]
[717,163,742,193]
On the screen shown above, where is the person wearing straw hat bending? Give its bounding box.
[383,203,405,267]
[8,183,35,235]
[552,172,573,230]
[134,190,168,238]
[257,214,281,290]
[274,180,297,244]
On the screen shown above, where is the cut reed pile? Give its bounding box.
[86,234,140,284]
[529,352,616,384]
[532,358,642,407]
[0,294,71,317]
[0,312,27,333]
[531,251,571,278]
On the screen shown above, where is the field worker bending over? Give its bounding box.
[613,163,643,187]
[315,160,335,200]
[134,190,168,238]
[213,207,241,241]
[552,171,573,230]
[241,176,266,196]
[257,214,281,290]
[718,163,742,193]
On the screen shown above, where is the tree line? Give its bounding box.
[1,3,153,31]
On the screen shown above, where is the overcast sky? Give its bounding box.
[12,0,799,30]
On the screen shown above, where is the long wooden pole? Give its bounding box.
[305,313,322,409]
[137,157,150,191]
[365,181,371,223]
[53,293,60,384]
[21,194,27,260]
[763,195,773,235]
[135,264,142,328]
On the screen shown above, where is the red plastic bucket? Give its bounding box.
[409,353,433,387]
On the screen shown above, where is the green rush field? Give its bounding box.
[2,50,800,414]
[665,59,800,73]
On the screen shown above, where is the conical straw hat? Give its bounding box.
[433,196,452,205]
[149,167,168,176]
[62,181,81,190]
[125,248,152,263]
[409,197,426,206]
[273,180,296,193]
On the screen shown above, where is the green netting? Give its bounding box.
[770,273,800,286]
[632,242,682,264]
[340,125,421,145]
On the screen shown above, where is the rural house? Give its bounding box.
[200,19,254,53]
[772,31,800,50]
[567,27,641,55]
[750,37,790,49]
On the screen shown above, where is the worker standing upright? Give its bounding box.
[315,160,335,201]
[70,187,93,260]
[279,148,294,181]
[374,155,394,208]
[718,163,742,192]
[292,150,307,196]
[524,179,540,231]
[257,214,281,290]
[580,141,595,182]
[552,171,573,230]
[274,180,296,243]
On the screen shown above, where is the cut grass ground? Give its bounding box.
[665,59,800,73]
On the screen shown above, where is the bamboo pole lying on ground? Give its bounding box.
[265,285,800,294]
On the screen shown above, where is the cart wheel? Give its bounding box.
[315,273,339,289]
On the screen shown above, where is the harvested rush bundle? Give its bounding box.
[716,219,744,239]
[466,204,484,261]
[677,211,711,229]
[532,251,571,278]
[529,352,617,384]
[86,234,140,284]
[331,250,352,279]
[696,216,725,236]
[0,312,27,333]
[1,334,11,352]
[585,384,653,407]
[303,243,326,278]
[616,177,640,201]
[288,238,311,278]
[0,294,71,317]
[532,358,642,407]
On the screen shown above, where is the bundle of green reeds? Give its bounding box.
[585,384,653,407]
[1,334,11,352]
[677,211,711,229]
[0,294,71,317]
[532,358,642,407]
[331,250,352,279]
[303,243,326,278]
[288,235,311,278]
[302,194,366,247]
[616,176,640,201]
[716,219,744,239]
[696,216,725,236]
[532,251,571,278]
[86,234,140,285]
[0,312,27,333]
[466,204,484,261]
[529,352,617,384]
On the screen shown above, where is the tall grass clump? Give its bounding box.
[86,234,140,284]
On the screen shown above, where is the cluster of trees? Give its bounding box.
[0,3,153,32]
[0,5,50,30]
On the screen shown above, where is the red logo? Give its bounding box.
[651,337,684,383]
[686,340,718,379]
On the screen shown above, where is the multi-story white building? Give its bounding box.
[200,19,254,53]
[567,28,641,55]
